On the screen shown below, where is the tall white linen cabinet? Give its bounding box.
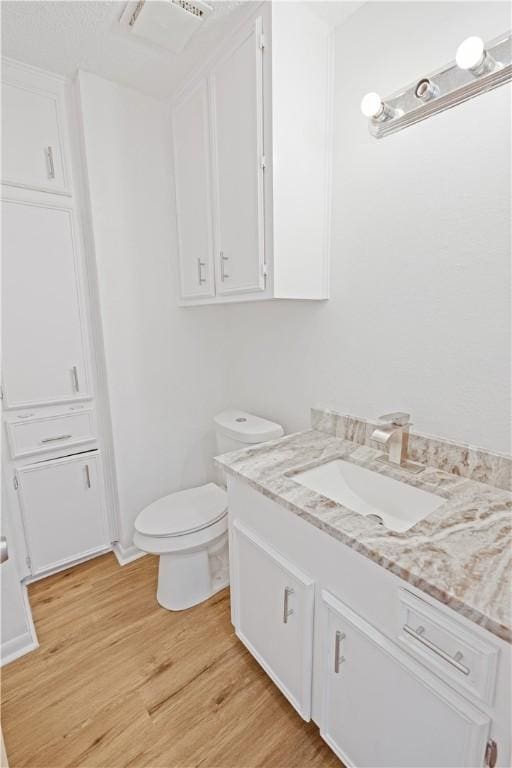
[1,59,117,585]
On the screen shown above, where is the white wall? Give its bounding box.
[77,72,230,549]
[226,1,511,454]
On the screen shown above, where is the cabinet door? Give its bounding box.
[16,452,109,575]
[231,521,314,719]
[2,82,68,194]
[2,200,89,408]
[172,79,215,300]
[321,590,490,768]
[210,17,265,296]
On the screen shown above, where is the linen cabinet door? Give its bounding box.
[16,452,109,576]
[320,591,491,768]
[172,79,215,300]
[231,521,314,720]
[1,81,68,194]
[2,200,89,408]
[210,17,266,296]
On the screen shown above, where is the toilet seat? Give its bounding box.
[134,483,227,538]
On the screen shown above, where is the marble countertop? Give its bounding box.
[215,430,512,643]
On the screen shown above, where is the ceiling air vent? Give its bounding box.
[121,0,212,54]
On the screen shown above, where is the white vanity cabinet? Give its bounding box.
[1,65,69,195]
[15,452,110,576]
[171,3,333,305]
[231,521,314,720]
[227,476,510,768]
[321,590,491,768]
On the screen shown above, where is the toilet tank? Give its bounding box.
[214,410,284,455]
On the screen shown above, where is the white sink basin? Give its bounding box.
[291,459,444,532]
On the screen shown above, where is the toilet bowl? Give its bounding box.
[133,410,284,611]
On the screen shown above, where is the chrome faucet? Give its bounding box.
[371,412,424,473]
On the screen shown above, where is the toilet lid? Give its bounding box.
[134,483,228,538]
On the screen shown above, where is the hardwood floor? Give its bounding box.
[1,553,341,768]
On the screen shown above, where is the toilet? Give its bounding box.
[133,410,284,610]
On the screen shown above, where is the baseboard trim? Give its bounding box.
[1,585,39,667]
[1,632,38,667]
[113,542,147,566]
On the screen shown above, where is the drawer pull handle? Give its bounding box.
[85,464,91,489]
[41,434,72,444]
[283,587,294,623]
[46,146,55,179]
[403,624,470,675]
[334,630,346,673]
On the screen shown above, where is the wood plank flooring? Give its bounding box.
[1,553,341,768]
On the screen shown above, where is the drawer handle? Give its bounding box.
[403,624,470,675]
[334,630,346,673]
[283,586,294,623]
[40,434,72,444]
[46,146,55,179]
[85,464,91,489]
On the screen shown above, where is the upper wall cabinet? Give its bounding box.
[171,3,333,305]
[1,60,70,195]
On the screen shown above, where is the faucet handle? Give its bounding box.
[378,412,410,427]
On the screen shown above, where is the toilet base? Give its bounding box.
[156,535,229,611]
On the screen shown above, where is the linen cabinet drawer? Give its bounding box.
[397,590,499,704]
[6,410,95,459]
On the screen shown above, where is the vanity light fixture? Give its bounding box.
[362,30,511,138]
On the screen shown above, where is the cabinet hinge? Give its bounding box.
[260,155,266,170]
[261,264,268,278]
[485,740,497,768]
[259,33,265,50]
[13,474,18,490]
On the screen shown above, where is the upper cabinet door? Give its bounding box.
[2,200,89,409]
[172,79,215,300]
[211,17,266,296]
[1,81,69,195]
[320,591,491,768]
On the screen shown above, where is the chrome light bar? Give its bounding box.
[361,31,512,139]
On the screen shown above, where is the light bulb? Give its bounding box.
[456,36,485,71]
[456,35,498,76]
[360,92,384,119]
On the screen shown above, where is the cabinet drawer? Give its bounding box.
[6,411,95,459]
[398,590,499,704]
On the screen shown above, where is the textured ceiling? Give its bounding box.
[0,0,257,99]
